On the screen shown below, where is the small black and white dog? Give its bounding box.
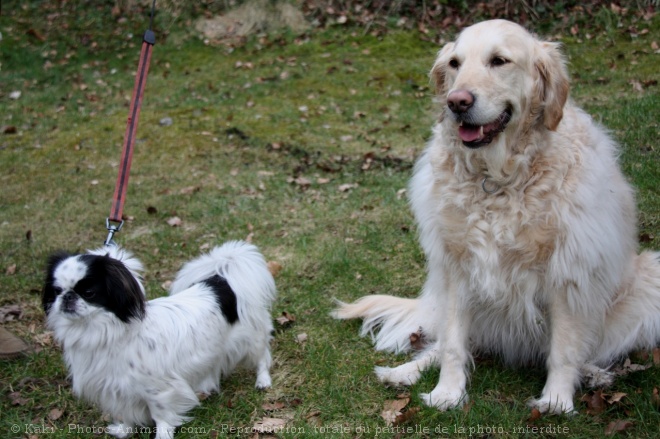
[43,241,276,439]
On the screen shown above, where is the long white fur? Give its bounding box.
[46,241,275,439]
[333,19,660,414]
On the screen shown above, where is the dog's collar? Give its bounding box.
[481,176,501,194]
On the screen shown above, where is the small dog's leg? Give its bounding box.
[254,348,272,389]
[375,341,441,386]
[146,380,198,439]
[196,371,220,395]
[154,421,175,439]
[107,422,133,439]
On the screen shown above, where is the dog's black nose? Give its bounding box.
[447,89,475,114]
[62,291,78,312]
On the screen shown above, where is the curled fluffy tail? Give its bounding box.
[332,295,436,354]
[596,251,660,364]
[169,241,276,309]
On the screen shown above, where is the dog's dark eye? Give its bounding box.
[491,56,510,67]
[79,289,95,299]
[448,58,460,69]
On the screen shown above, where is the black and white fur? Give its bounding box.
[43,241,276,439]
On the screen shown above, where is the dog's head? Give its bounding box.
[431,19,569,149]
[43,247,146,324]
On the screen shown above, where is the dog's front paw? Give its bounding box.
[528,394,576,415]
[420,386,468,410]
[375,364,421,386]
[154,423,175,439]
[107,423,133,439]
[255,373,272,390]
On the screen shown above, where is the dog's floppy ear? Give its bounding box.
[534,41,569,131]
[429,42,455,122]
[102,256,146,322]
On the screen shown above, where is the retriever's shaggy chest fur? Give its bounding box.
[418,105,637,364]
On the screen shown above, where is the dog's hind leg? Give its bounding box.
[595,251,660,365]
[196,368,221,395]
[580,363,615,388]
[145,379,198,439]
[254,346,273,390]
[375,340,442,386]
[153,422,175,439]
[106,423,135,439]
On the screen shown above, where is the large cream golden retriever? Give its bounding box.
[334,19,660,414]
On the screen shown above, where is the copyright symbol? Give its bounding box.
[11,424,21,433]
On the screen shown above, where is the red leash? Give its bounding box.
[105,2,156,246]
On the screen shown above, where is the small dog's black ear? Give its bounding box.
[43,251,72,314]
[103,256,146,322]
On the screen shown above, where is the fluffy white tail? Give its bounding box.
[332,294,438,354]
[169,241,276,310]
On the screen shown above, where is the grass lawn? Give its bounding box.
[1,2,659,438]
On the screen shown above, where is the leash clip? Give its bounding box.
[104,218,124,246]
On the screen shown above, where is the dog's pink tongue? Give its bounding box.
[459,125,483,142]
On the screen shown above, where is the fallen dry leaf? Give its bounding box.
[34,331,54,347]
[179,186,200,195]
[289,176,311,188]
[166,216,182,227]
[380,397,410,426]
[607,392,627,405]
[9,391,29,406]
[296,333,308,344]
[604,420,633,436]
[48,408,64,421]
[5,264,17,275]
[528,407,542,422]
[393,406,419,426]
[615,357,651,376]
[581,389,607,415]
[305,410,323,427]
[276,311,296,327]
[409,327,427,351]
[338,183,358,192]
[262,401,285,411]
[267,261,283,277]
[0,305,22,323]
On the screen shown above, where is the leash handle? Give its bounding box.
[105,4,156,246]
